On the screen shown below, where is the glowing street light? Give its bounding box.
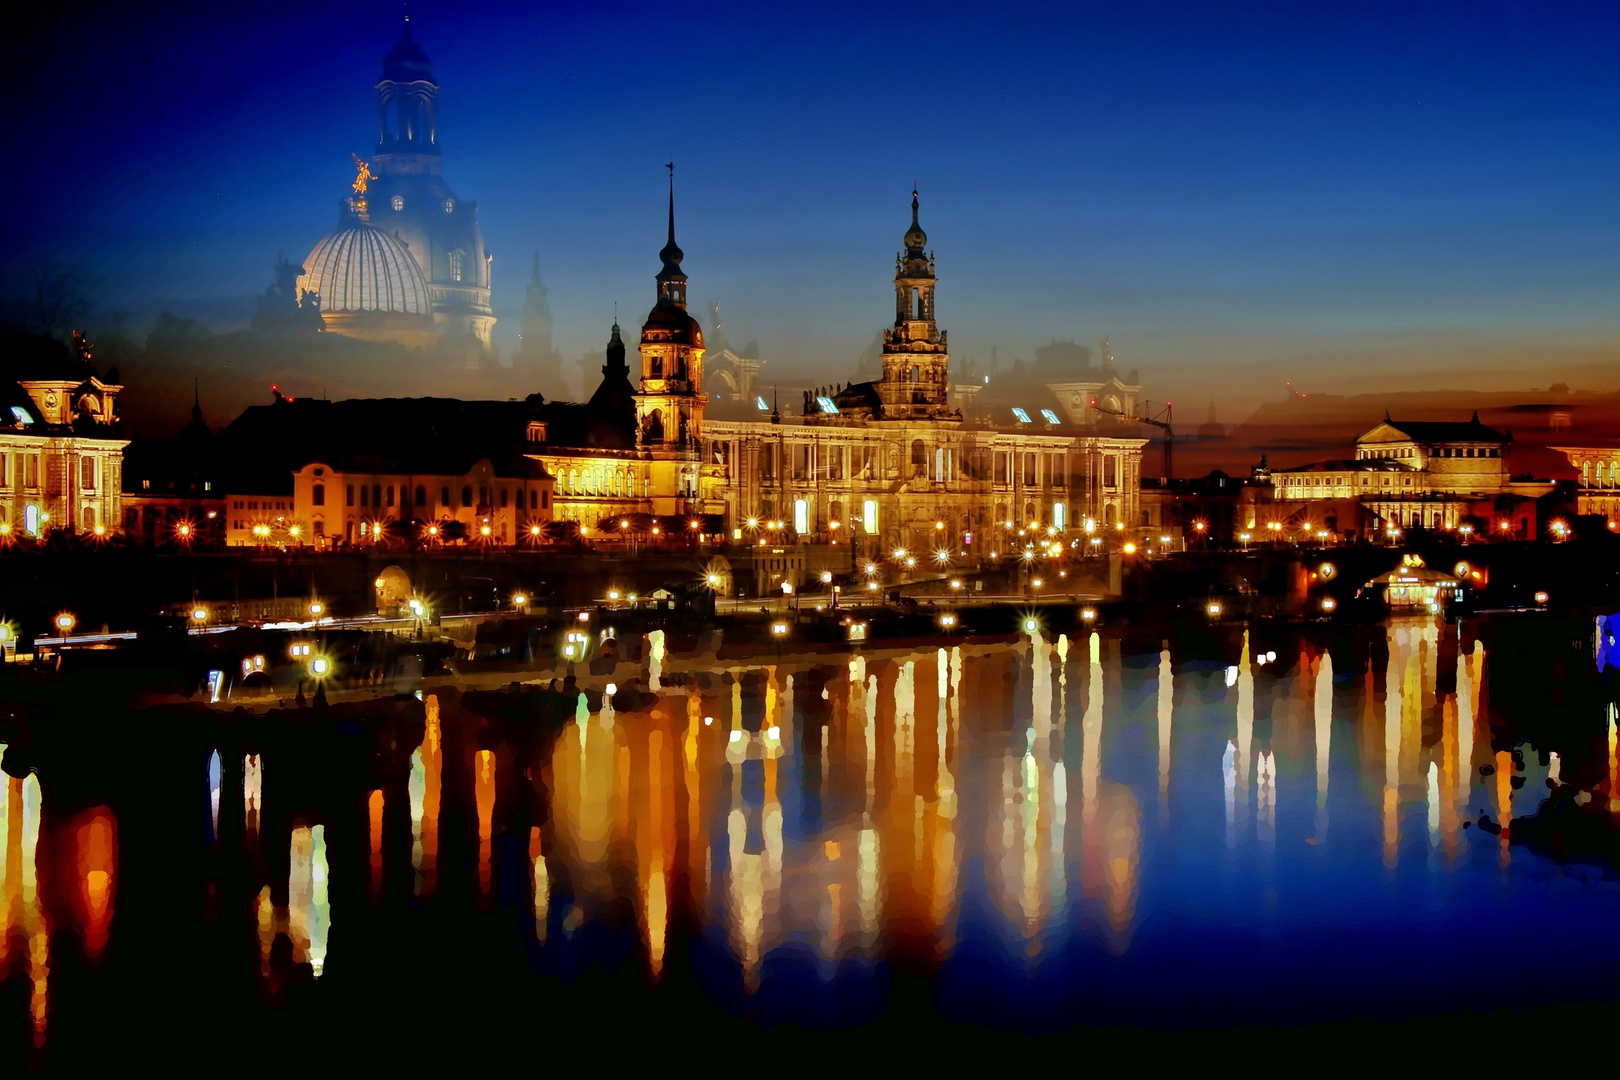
[191,607,208,622]
[1321,597,1337,612]
[309,656,331,677]
[512,593,528,607]
[55,612,76,633]
[309,601,324,616]
[1206,602,1223,617]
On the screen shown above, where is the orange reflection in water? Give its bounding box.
[475,750,496,897]
[2,766,48,1050]
[69,806,117,962]
[410,695,442,896]
[367,789,384,905]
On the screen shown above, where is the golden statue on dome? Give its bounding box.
[350,153,374,218]
[351,153,373,196]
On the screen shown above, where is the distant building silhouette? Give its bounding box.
[514,253,564,393]
[293,18,496,357]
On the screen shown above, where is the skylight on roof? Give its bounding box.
[755,395,770,411]
[1040,409,1061,424]
[816,396,840,415]
[10,406,32,427]
[1011,408,1031,423]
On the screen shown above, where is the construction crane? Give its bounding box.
[1089,397,1174,479]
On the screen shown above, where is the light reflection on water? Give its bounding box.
[520,617,1609,1021]
[9,615,1620,1057]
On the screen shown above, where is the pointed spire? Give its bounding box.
[903,186,928,257]
[604,318,626,376]
[658,163,684,280]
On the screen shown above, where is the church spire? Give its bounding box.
[656,163,687,308]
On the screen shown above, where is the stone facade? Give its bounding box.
[0,336,127,538]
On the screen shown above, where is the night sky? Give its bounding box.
[3,0,1615,411]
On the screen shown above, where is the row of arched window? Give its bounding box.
[557,465,642,498]
[1581,461,1619,489]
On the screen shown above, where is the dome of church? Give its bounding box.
[298,220,431,317]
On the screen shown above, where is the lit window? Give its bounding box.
[816,396,839,415]
[1053,502,1066,530]
[391,195,404,211]
[9,406,31,426]
[862,499,878,535]
[1040,409,1061,424]
[449,250,464,282]
[755,395,770,411]
[443,199,455,213]
[1011,408,1031,423]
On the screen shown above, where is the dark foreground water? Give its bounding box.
[3,615,1619,1066]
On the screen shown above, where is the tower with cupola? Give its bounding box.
[876,189,954,420]
[633,171,708,513]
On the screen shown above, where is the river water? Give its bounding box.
[3,615,1618,1064]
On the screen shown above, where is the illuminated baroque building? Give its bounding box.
[295,20,496,354]
[1550,444,1620,525]
[702,191,1146,562]
[0,334,127,538]
[223,184,1148,567]
[1271,414,1555,537]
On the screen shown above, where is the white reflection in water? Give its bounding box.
[289,824,330,977]
[243,753,262,847]
[1313,651,1333,840]
[1157,645,1172,823]
[648,628,665,691]
[1256,749,1276,850]
[207,750,221,845]
[530,826,548,943]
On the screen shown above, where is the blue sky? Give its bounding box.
[3,0,1615,410]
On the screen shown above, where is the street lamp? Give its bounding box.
[55,612,76,633]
